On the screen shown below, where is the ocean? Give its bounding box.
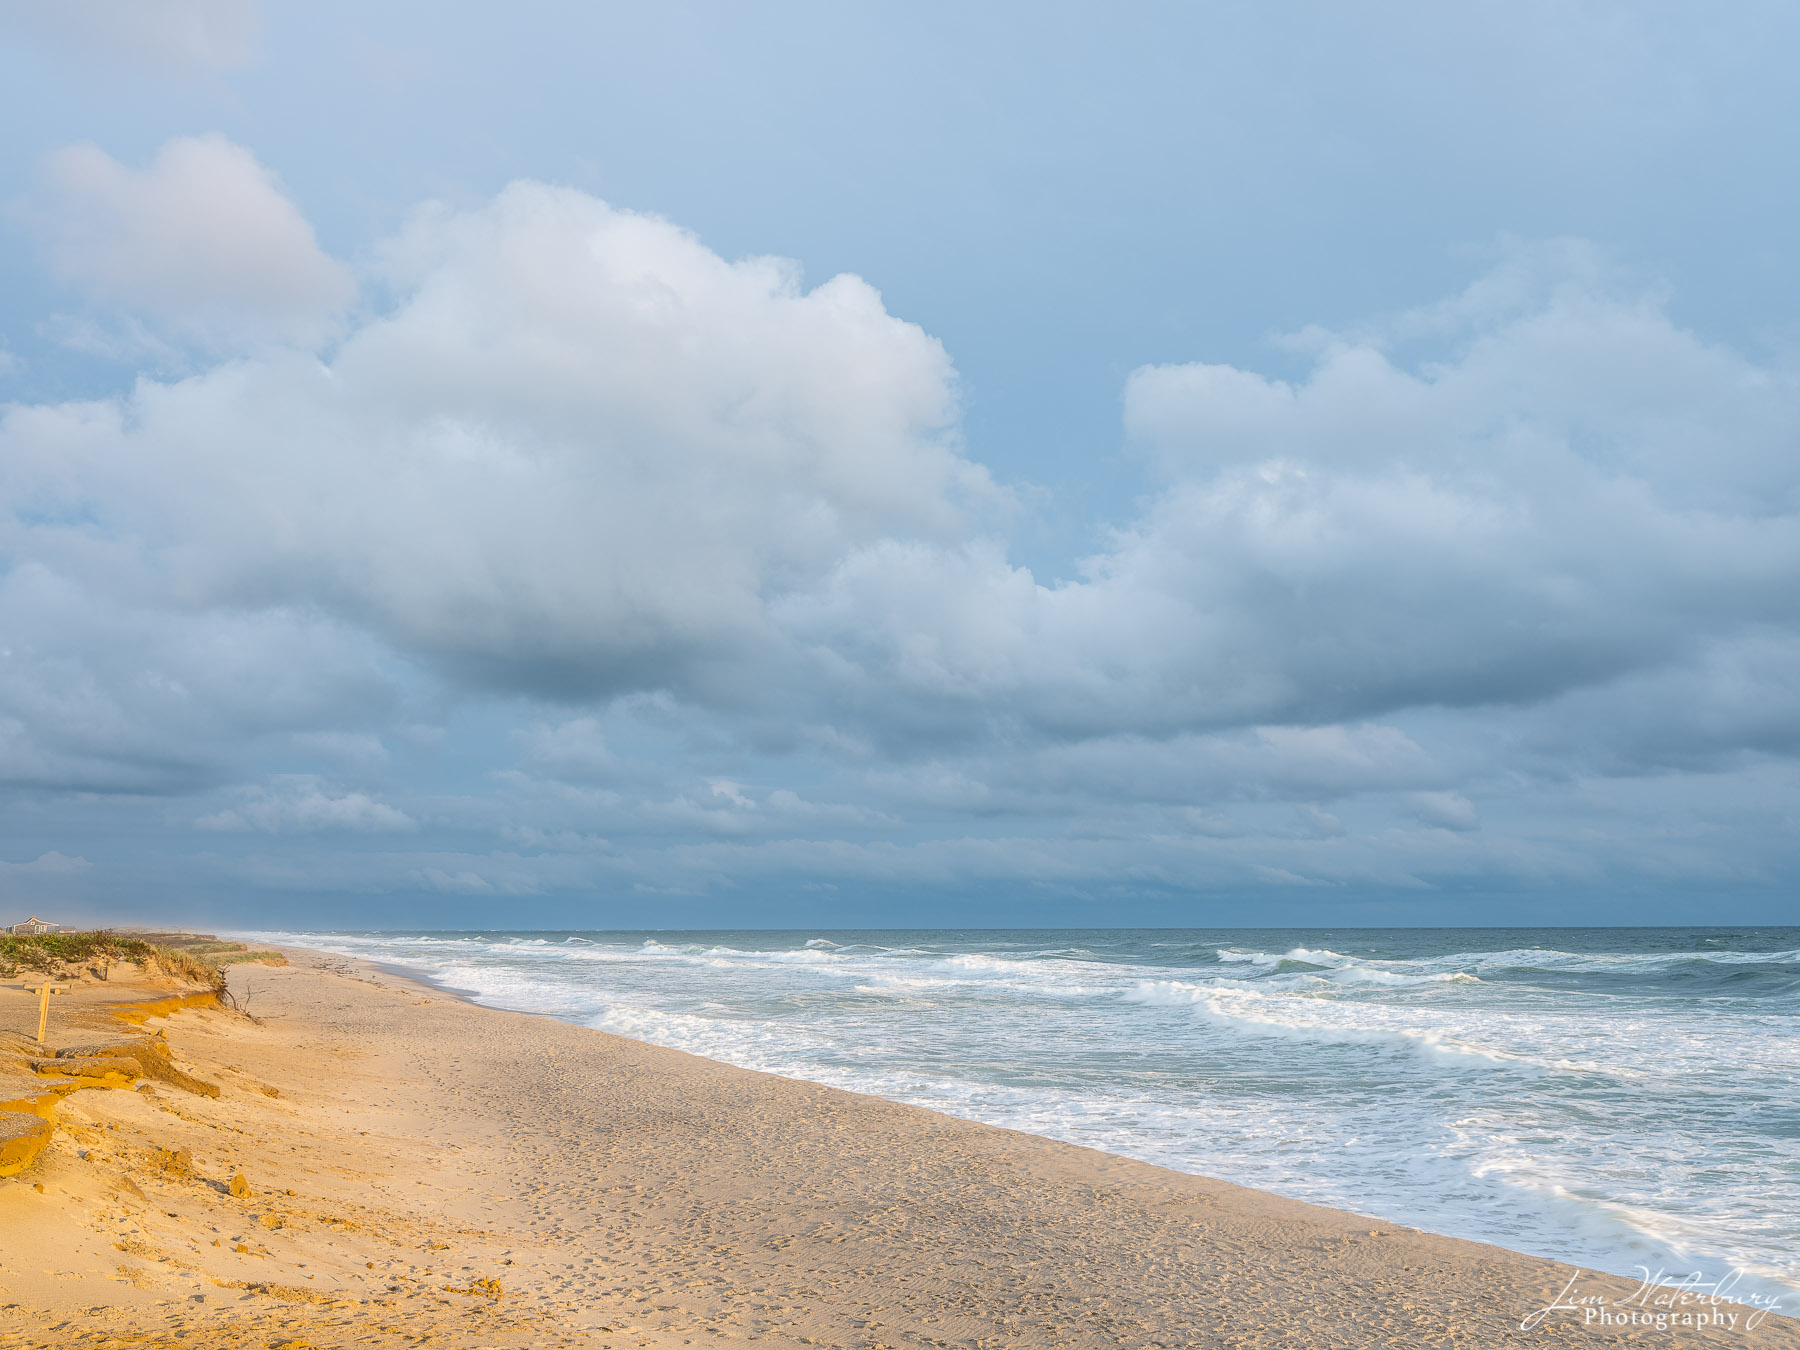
[253,926,1800,1300]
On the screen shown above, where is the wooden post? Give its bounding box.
[33,982,70,1046]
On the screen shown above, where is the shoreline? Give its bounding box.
[0,944,1793,1348]
[362,956,483,1006]
[299,947,1552,1269]
[268,931,1800,1308]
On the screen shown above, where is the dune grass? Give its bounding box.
[0,929,285,990]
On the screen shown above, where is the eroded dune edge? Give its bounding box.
[0,948,1791,1350]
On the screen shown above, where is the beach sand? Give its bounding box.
[0,947,1792,1349]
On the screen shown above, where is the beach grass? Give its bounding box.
[0,929,285,990]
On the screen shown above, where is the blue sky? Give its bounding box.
[3,1,1800,928]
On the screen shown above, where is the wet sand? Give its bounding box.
[0,947,1792,1348]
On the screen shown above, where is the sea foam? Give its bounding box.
[251,924,1800,1303]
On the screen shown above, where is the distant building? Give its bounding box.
[6,917,60,936]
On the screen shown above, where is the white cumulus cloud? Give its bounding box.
[37,135,353,348]
[789,244,1800,754]
[6,169,986,718]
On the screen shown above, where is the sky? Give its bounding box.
[3,1,1800,929]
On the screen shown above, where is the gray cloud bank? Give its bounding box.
[3,139,1798,922]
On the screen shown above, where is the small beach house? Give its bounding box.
[6,917,60,936]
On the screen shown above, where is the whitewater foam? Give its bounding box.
[250,924,1800,1302]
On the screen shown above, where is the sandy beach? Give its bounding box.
[0,947,1791,1349]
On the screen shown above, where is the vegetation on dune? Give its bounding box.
[0,929,154,975]
[0,930,285,990]
[136,936,290,968]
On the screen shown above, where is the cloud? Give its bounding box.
[1407,792,1480,832]
[41,165,1793,771]
[195,778,415,834]
[865,723,1442,815]
[415,867,494,895]
[37,136,353,347]
[516,717,622,785]
[0,0,259,75]
[0,851,91,876]
[1090,261,1800,734]
[6,170,984,718]
[5,158,1800,909]
[636,781,891,836]
[407,859,546,896]
[0,562,400,795]
[791,244,1800,755]
[1515,631,1800,775]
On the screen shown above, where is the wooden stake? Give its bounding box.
[34,982,70,1046]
